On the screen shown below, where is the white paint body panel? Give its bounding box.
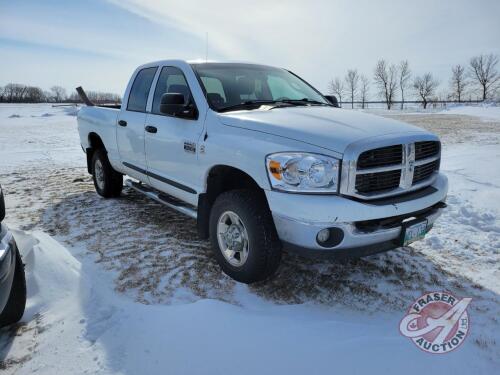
[77,59,448,253]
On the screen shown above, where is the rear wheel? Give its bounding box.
[0,248,26,328]
[209,190,282,283]
[92,148,123,198]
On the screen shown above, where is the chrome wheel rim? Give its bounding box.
[94,159,105,190]
[217,210,249,267]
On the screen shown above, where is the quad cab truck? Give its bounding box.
[77,60,448,283]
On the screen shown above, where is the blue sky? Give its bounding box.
[1,0,499,97]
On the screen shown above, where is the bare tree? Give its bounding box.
[413,73,439,109]
[50,86,67,102]
[494,85,500,101]
[469,54,499,100]
[87,91,122,104]
[373,59,398,110]
[68,90,121,104]
[359,75,370,109]
[3,84,27,102]
[399,60,411,109]
[450,64,468,103]
[328,77,345,107]
[26,86,45,102]
[0,83,48,102]
[43,90,52,102]
[344,69,359,109]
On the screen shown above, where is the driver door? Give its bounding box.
[145,66,205,205]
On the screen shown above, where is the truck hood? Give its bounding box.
[218,106,428,153]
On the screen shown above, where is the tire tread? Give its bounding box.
[209,189,281,283]
[92,148,123,198]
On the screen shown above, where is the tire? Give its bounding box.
[209,190,282,283]
[0,248,26,328]
[92,148,123,198]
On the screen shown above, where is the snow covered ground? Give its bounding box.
[0,104,499,374]
[439,104,500,121]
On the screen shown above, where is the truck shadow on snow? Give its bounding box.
[34,176,499,317]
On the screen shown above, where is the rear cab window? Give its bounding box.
[127,67,157,112]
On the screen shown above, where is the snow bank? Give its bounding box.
[442,143,500,215]
[364,103,500,122]
[18,230,82,313]
[440,104,500,121]
[0,230,493,374]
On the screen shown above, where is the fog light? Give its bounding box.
[316,227,345,248]
[316,228,331,244]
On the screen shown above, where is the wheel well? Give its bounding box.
[197,166,265,239]
[86,133,105,174]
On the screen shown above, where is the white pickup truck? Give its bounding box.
[77,60,448,283]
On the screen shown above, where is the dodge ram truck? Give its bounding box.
[77,60,448,283]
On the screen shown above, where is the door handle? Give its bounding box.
[145,125,157,134]
[118,120,127,127]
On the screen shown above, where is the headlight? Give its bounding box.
[266,153,340,193]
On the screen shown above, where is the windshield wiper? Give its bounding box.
[281,98,331,106]
[217,98,330,113]
[217,100,282,113]
[266,98,331,110]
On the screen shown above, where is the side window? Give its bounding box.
[152,66,193,115]
[127,67,157,112]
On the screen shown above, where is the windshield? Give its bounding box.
[191,63,330,112]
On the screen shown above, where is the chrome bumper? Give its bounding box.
[267,173,448,257]
[273,204,444,256]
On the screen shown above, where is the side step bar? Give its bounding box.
[125,179,197,219]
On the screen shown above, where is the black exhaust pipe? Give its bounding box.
[75,86,94,106]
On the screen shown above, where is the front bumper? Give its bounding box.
[0,223,17,310]
[266,172,448,258]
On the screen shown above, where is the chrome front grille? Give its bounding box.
[357,145,402,169]
[355,169,401,193]
[415,141,440,160]
[341,137,441,200]
[413,159,440,184]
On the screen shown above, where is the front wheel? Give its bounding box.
[209,190,282,283]
[92,149,123,198]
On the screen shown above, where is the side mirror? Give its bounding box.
[159,93,197,119]
[324,95,339,108]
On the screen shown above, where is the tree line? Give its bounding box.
[329,53,500,109]
[0,84,121,104]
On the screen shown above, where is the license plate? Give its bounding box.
[402,219,428,246]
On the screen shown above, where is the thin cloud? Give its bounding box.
[108,0,500,93]
[1,0,499,95]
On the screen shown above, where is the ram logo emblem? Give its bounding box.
[183,141,196,154]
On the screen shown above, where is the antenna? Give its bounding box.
[205,32,208,62]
